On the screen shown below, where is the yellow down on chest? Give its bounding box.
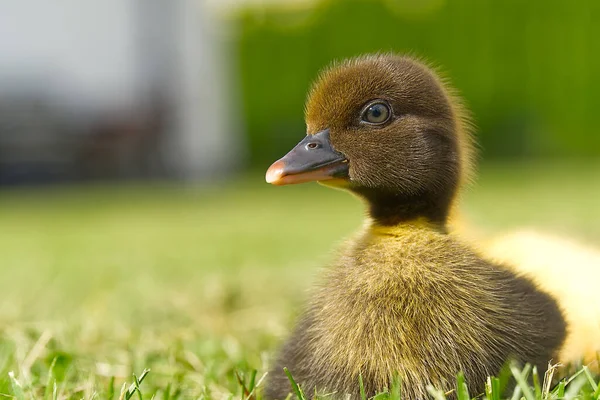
[309,224,481,388]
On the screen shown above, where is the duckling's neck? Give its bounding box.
[354,187,453,231]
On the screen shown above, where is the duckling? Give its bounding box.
[263,54,566,399]
[265,55,566,399]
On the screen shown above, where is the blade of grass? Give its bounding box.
[283,367,306,400]
[359,374,366,400]
[531,366,541,400]
[248,370,257,394]
[243,372,268,400]
[553,381,565,398]
[497,363,512,395]
[119,382,128,400]
[162,383,171,400]
[427,385,447,400]
[235,370,251,399]
[123,369,150,400]
[133,371,144,400]
[542,363,559,398]
[509,384,521,400]
[510,363,534,400]
[485,377,493,400]
[44,357,57,400]
[108,376,115,400]
[456,372,470,400]
[390,374,401,400]
[565,368,586,385]
[491,377,500,400]
[371,392,388,400]
[8,372,25,400]
[564,374,587,400]
[583,366,598,393]
[594,376,600,400]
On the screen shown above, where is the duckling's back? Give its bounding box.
[266,225,566,399]
[484,230,600,369]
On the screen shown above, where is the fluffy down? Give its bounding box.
[484,230,600,370]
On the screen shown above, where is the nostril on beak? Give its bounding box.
[306,142,320,150]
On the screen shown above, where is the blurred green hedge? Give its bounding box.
[234,0,600,166]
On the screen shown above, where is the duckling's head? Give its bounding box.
[266,54,473,227]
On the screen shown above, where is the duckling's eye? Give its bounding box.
[361,102,391,125]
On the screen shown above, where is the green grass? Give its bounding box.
[0,161,598,399]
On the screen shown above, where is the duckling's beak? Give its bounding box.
[265,129,349,185]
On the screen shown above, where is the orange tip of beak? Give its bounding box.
[265,160,285,185]
[266,159,349,186]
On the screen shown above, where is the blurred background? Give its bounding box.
[0,0,599,397]
[1,0,599,184]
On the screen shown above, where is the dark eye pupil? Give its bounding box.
[371,107,382,118]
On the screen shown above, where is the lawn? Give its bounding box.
[0,161,598,399]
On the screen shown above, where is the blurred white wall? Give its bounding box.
[0,0,242,181]
[168,1,245,180]
[0,0,138,111]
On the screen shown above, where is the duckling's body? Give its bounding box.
[484,230,600,369]
[266,223,565,399]
[451,216,600,369]
[264,54,569,399]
